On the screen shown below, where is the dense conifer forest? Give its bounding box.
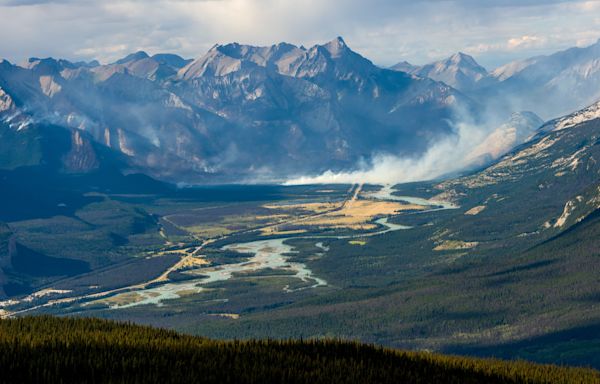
[0,316,597,383]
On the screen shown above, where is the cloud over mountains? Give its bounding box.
[1,0,599,69]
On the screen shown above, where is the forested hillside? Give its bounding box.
[0,316,598,384]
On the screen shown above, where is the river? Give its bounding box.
[105,184,456,309]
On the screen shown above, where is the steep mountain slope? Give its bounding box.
[0,161,173,299]
[417,105,600,363]
[489,56,543,81]
[391,52,488,92]
[438,99,600,229]
[0,38,476,182]
[0,56,235,180]
[480,39,600,118]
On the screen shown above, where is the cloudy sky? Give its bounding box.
[1,0,599,69]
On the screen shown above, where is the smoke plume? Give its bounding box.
[285,115,511,185]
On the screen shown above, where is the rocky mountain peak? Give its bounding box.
[389,52,487,91]
[390,61,417,73]
[322,36,348,57]
[448,52,482,69]
[22,57,64,73]
[0,37,471,181]
[114,51,150,65]
[150,54,191,68]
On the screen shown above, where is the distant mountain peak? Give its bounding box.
[114,51,150,65]
[276,41,299,50]
[25,57,58,66]
[486,38,600,118]
[390,61,417,73]
[332,36,347,46]
[322,36,348,57]
[448,52,479,66]
[391,52,487,91]
[21,57,66,74]
[490,56,542,81]
[150,53,191,68]
[443,52,486,71]
[214,42,246,58]
[181,38,368,80]
[451,51,469,58]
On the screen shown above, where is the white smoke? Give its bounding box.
[285,119,494,185]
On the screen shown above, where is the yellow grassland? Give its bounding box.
[178,256,210,268]
[263,202,340,214]
[349,240,367,246]
[175,289,201,297]
[91,292,147,307]
[260,228,308,236]
[261,186,426,232]
[465,205,486,215]
[434,240,479,251]
[298,200,425,229]
[186,225,233,238]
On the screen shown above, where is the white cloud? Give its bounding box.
[0,0,599,69]
[507,35,546,50]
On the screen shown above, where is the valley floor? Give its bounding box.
[1,179,599,369]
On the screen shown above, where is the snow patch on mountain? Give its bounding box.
[553,101,600,131]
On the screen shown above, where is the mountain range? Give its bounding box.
[0,37,471,183]
[391,52,488,92]
[3,37,600,183]
[392,39,600,120]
